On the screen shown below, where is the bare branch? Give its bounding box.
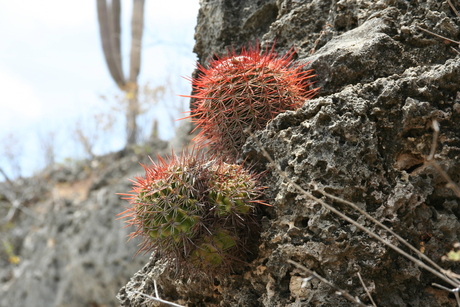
[427,120,439,161]
[315,189,450,279]
[426,120,460,198]
[451,47,460,55]
[3,197,41,223]
[288,260,368,307]
[432,283,460,306]
[357,272,376,307]
[447,0,460,18]
[132,290,185,307]
[153,279,159,299]
[247,129,460,289]
[38,130,56,169]
[416,26,460,45]
[0,167,13,188]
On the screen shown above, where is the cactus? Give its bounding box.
[183,43,318,159]
[118,150,265,276]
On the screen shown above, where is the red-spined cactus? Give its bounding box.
[183,44,318,159]
[118,150,265,276]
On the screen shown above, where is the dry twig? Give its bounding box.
[0,168,39,223]
[432,283,460,305]
[132,289,185,307]
[426,120,460,198]
[247,129,460,295]
[288,259,369,307]
[447,0,459,18]
[416,26,460,46]
[357,272,376,307]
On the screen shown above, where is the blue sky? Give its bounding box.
[0,1,200,178]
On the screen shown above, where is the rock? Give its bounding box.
[119,0,460,306]
[242,58,460,306]
[0,136,196,306]
[0,152,150,307]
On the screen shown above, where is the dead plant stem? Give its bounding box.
[416,26,460,45]
[288,260,368,307]
[132,290,185,307]
[447,0,460,17]
[357,272,377,307]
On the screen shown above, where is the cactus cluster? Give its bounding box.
[184,44,318,159]
[118,151,265,275]
[119,42,318,279]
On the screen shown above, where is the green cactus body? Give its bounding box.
[208,163,256,217]
[118,151,266,276]
[191,229,237,268]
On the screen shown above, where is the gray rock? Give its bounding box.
[119,0,460,306]
[0,135,200,306]
[0,153,150,307]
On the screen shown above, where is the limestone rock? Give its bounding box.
[119,0,460,306]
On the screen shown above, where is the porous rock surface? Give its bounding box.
[0,151,150,307]
[119,0,460,306]
[0,128,192,307]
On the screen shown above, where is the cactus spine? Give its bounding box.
[118,151,265,276]
[184,44,318,159]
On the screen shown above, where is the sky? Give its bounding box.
[0,0,200,179]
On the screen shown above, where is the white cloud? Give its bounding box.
[0,1,94,30]
[145,0,200,23]
[0,68,44,131]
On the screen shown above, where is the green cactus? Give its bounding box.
[191,228,237,268]
[118,150,266,276]
[208,163,257,217]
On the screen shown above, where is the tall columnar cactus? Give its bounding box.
[96,0,145,146]
[118,150,265,276]
[183,44,318,159]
